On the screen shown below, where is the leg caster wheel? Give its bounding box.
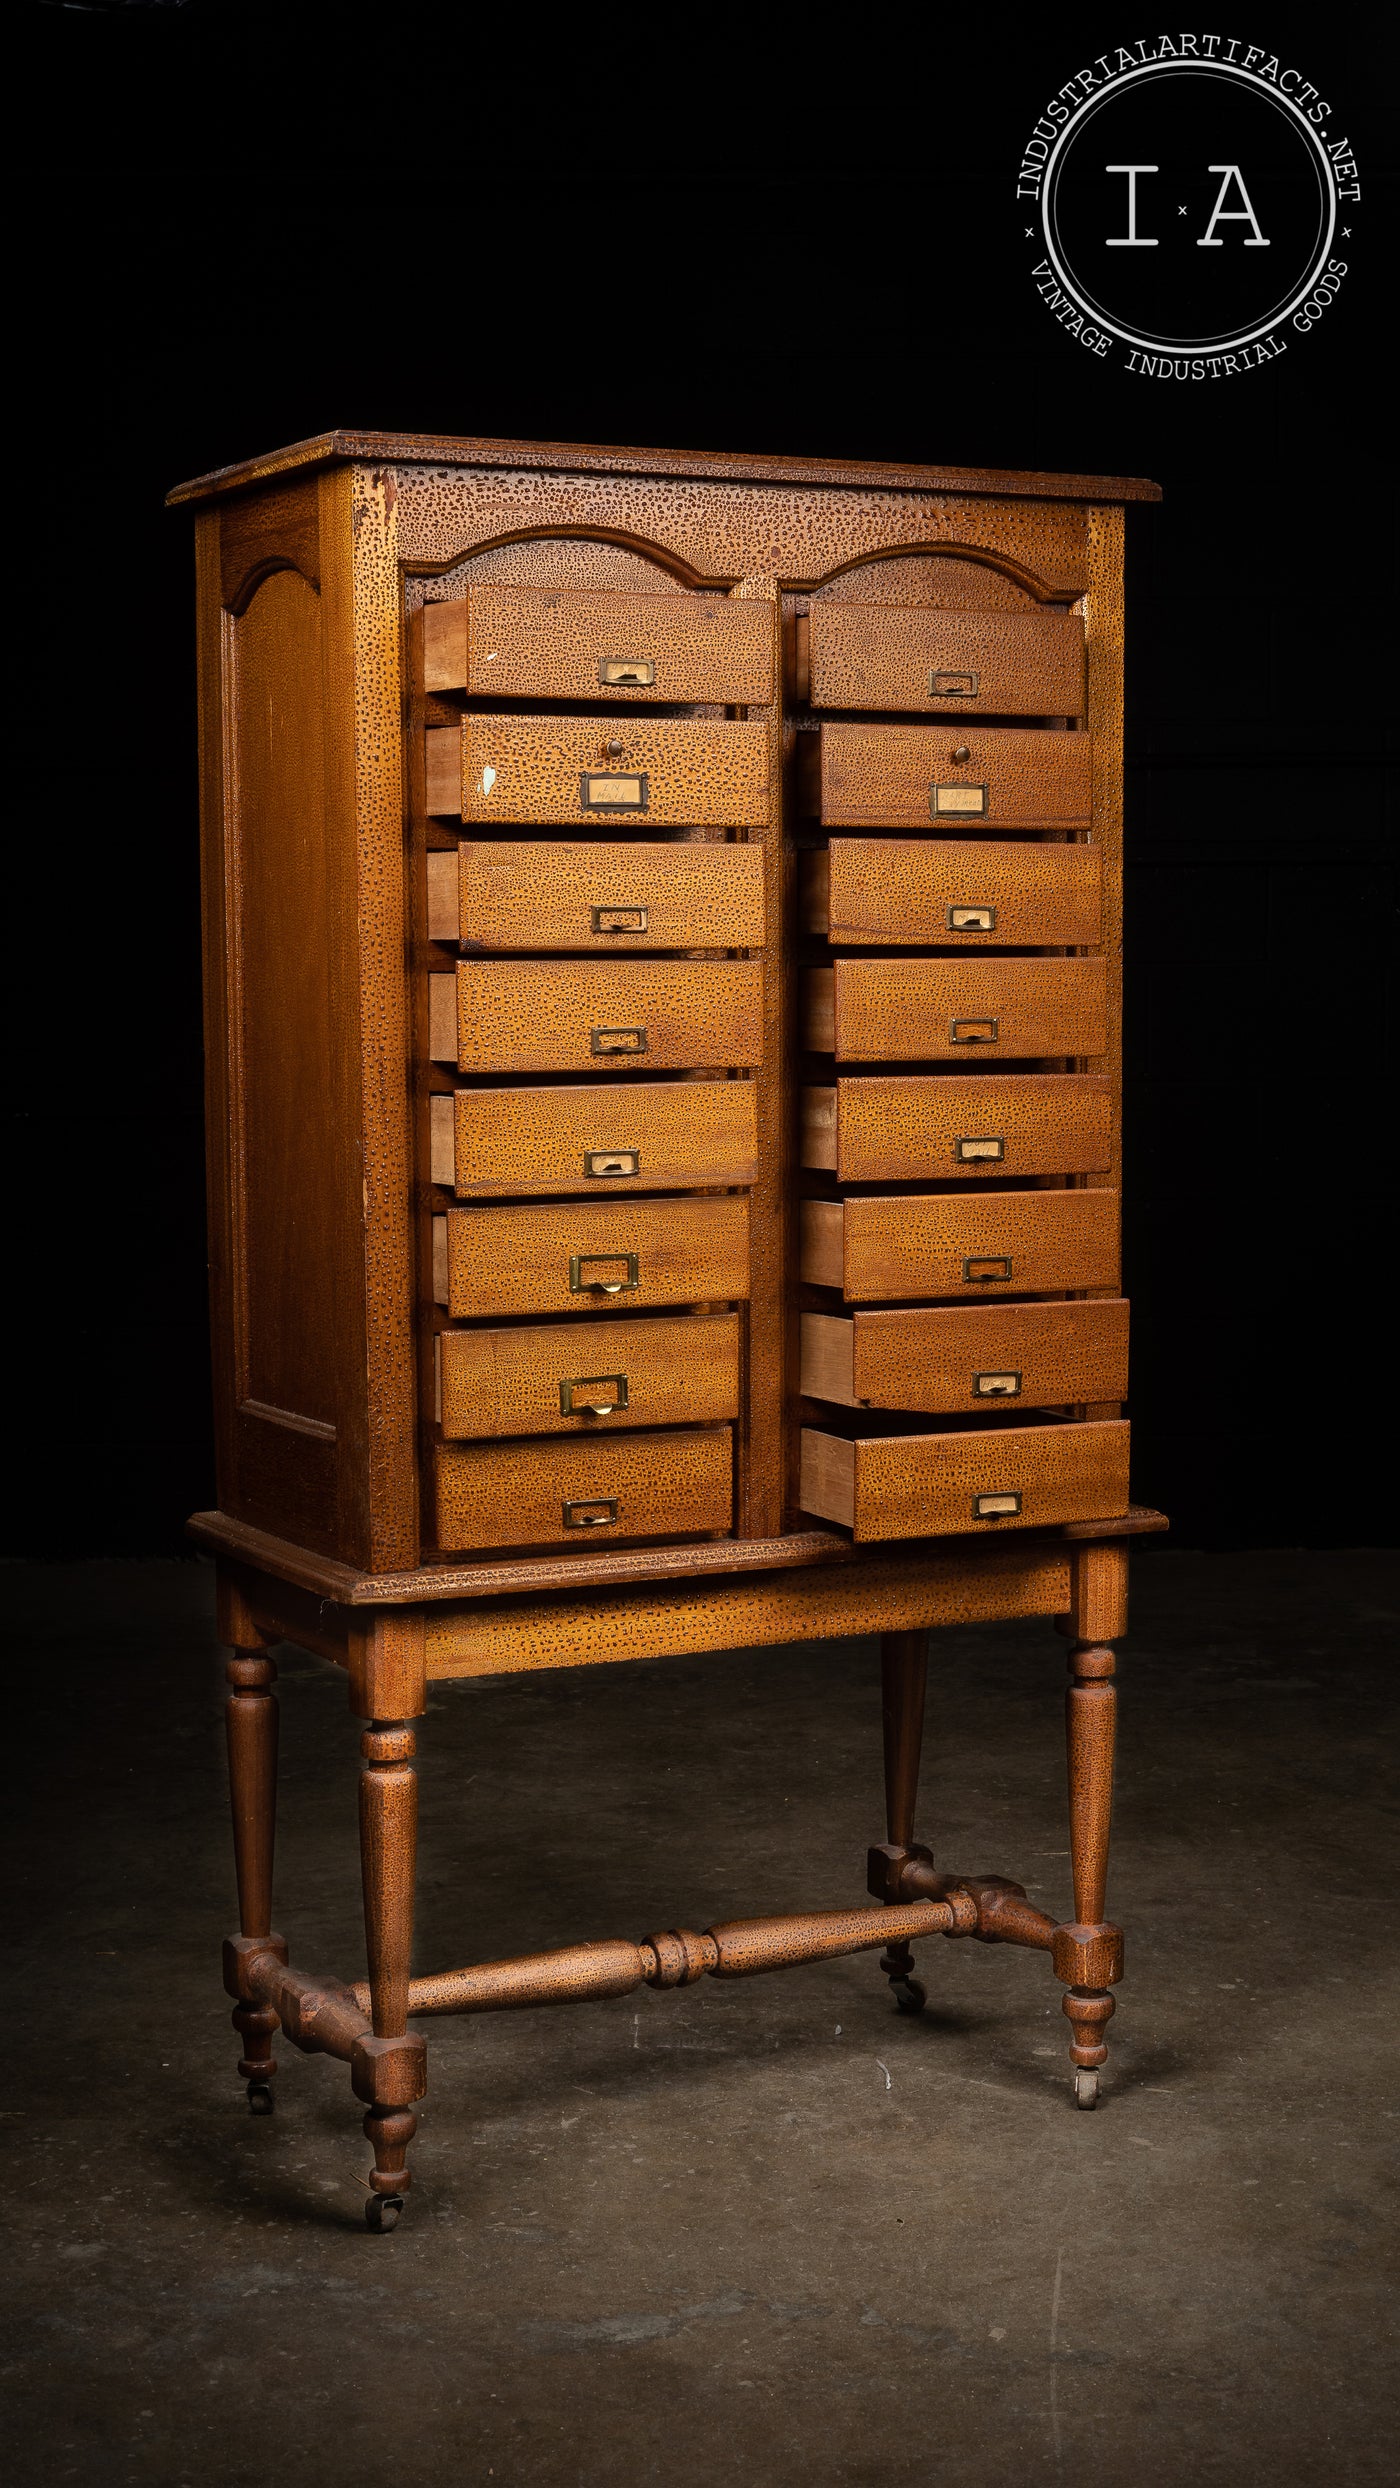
[891,1976,927,2016]
[246,2079,274,2117]
[1073,2068,1099,2110]
[366,2193,403,2233]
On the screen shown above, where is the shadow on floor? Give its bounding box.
[4,1549,1397,2486]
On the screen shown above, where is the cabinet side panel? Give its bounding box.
[223,563,341,1541]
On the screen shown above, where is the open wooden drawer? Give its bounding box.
[798,1416,1130,1542]
[800,1299,1128,1413]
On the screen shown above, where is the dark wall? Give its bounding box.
[10,14,1395,1552]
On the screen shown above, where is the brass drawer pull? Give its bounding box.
[598,658,656,687]
[580,771,649,811]
[583,1149,640,1178]
[570,1251,640,1295]
[592,904,648,934]
[974,1491,1022,1519]
[973,1370,1022,1398]
[929,782,987,817]
[950,1017,999,1045]
[560,1372,629,1416]
[591,1026,648,1056]
[963,1253,1012,1281]
[955,1136,1005,1163]
[563,1497,619,1528]
[947,904,996,932]
[931,670,979,697]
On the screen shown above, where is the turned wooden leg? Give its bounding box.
[877,1628,930,2014]
[1055,1640,1123,2106]
[225,1647,281,2112]
[357,1720,421,2229]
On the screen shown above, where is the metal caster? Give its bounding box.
[246,2080,274,2117]
[1073,2069,1100,2110]
[890,1976,927,2015]
[366,2193,403,2233]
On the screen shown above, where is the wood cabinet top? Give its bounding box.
[167,428,1162,509]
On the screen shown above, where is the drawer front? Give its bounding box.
[451,840,765,953]
[801,1299,1129,1414]
[443,1196,750,1317]
[804,838,1101,948]
[426,716,769,827]
[800,1075,1112,1183]
[423,584,775,705]
[800,1188,1118,1301]
[807,604,1085,718]
[803,958,1107,1062]
[799,1418,1130,1542]
[441,1079,759,1198]
[452,961,764,1073]
[816,723,1093,829]
[440,1311,741,1438]
[435,1425,734,1550]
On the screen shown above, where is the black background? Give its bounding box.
[9,5,1396,1553]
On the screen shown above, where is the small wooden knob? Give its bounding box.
[951,744,971,764]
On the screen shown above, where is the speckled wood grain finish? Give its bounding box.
[175,428,1148,1600]
[806,604,1086,717]
[453,960,764,1073]
[443,1197,750,1319]
[435,1424,734,1551]
[433,715,769,827]
[804,958,1108,1062]
[447,1079,759,1197]
[439,1311,741,1438]
[423,1539,1071,1676]
[456,839,766,953]
[818,722,1094,828]
[392,471,1097,601]
[800,1188,1119,1301]
[799,1417,1131,1541]
[806,838,1101,949]
[802,1074,1113,1183]
[801,1298,1130,1412]
[423,583,774,704]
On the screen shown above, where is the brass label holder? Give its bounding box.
[580,772,649,811]
[950,1018,1000,1045]
[955,1136,1005,1163]
[592,905,648,934]
[570,1251,640,1295]
[974,1491,1022,1519]
[930,782,988,817]
[598,658,656,687]
[583,1150,640,1178]
[963,1254,1013,1281]
[562,1498,620,1528]
[947,904,996,932]
[930,670,979,697]
[591,1027,648,1056]
[973,1371,1022,1398]
[559,1373,629,1416]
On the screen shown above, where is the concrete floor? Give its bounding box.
[4,1550,1397,2487]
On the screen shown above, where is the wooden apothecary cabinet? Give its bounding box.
[172,430,1163,2226]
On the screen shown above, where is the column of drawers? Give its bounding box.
[792,599,1131,1542]
[423,583,771,1553]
